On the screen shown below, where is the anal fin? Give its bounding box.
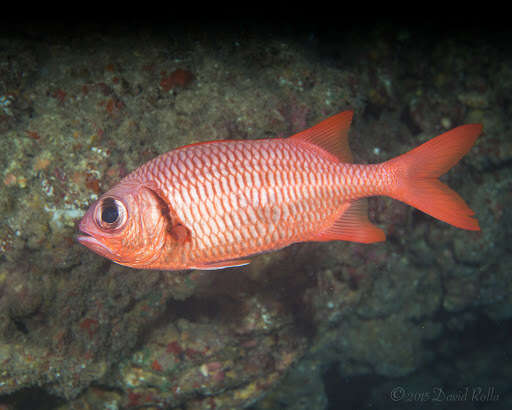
[309,199,385,244]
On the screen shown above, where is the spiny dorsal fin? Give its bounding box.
[289,110,354,163]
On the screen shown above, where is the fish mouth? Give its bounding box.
[76,229,115,257]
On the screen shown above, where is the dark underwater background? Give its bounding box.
[0,17,510,409]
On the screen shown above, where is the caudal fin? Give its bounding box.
[385,124,482,231]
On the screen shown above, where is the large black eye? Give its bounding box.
[101,202,119,223]
[96,197,127,230]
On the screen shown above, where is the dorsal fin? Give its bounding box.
[289,110,354,163]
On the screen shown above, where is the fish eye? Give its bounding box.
[102,203,118,223]
[95,197,127,231]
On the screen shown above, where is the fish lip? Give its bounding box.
[76,232,114,256]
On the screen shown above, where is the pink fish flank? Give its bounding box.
[77,110,481,270]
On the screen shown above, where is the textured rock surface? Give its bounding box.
[0,22,510,409]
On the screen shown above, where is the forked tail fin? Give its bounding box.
[385,124,482,230]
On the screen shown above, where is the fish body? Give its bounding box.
[77,111,481,270]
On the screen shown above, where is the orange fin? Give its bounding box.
[290,110,354,162]
[309,199,385,243]
[385,124,482,231]
[191,259,251,270]
[169,223,192,244]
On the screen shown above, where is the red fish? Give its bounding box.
[77,111,481,270]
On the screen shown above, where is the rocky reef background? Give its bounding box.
[0,19,511,409]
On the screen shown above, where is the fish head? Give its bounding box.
[77,179,170,268]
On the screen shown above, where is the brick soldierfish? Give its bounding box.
[77,111,481,270]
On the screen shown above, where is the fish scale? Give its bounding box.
[77,110,481,270]
[133,139,373,266]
